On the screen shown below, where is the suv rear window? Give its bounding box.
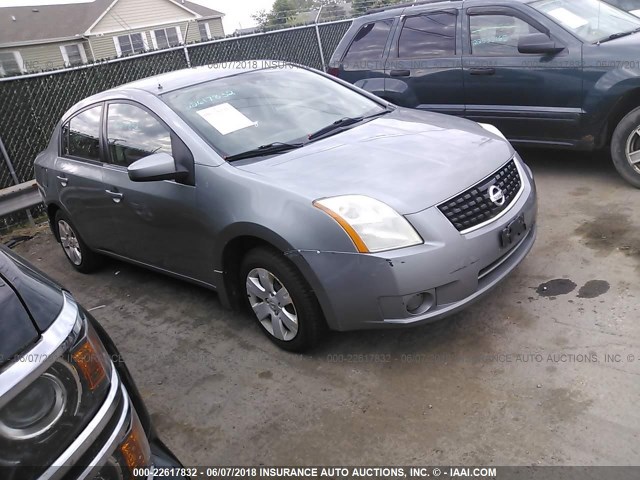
[398,12,457,58]
[343,19,393,62]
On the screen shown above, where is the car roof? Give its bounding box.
[63,61,302,119]
[361,0,535,20]
[108,62,284,96]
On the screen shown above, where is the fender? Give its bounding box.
[383,78,420,108]
[353,77,387,99]
[211,222,340,329]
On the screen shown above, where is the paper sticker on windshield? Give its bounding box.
[197,103,256,135]
[547,8,588,29]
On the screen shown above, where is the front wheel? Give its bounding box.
[240,247,327,352]
[611,106,640,188]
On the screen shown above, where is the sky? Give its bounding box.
[1,0,276,32]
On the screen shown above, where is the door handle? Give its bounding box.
[56,175,68,187]
[469,67,496,76]
[389,69,411,77]
[105,189,124,203]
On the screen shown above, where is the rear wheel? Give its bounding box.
[54,211,103,273]
[611,106,640,188]
[240,247,326,352]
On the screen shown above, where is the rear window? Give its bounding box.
[343,19,393,62]
[398,12,457,58]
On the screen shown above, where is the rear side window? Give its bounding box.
[62,105,102,161]
[398,12,457,58]
[106,103,172,167]
[343,19,393,62]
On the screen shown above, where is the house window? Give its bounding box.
[60,44,87,67]
[151,27,183,49]
[0,51,24,76]
[114,33,147,57]
[198,22,212,41]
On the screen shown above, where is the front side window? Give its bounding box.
[0,51,23,76]
[152,27,182,49]
[115,33,147,57]
[398,12,457,58]
[470,14,543,55]
[531,0,640,42]
[62,105,102,162]
[61,44,86,67]
[106,103,172,167]
[162,68,385,160]
[343,19,394,62]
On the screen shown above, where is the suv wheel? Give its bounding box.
[54,211,103,273]
[611,106,640,188]
[240,247,326,352]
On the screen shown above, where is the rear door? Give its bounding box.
[384,8,464,115]
[54,104,116,251]
[100,101,202,279]
[461,5,584,145]
[335,17,396,97]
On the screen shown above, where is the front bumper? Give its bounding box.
[290,158,537,332]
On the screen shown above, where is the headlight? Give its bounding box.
[314,195,423,252]
[0,308,112,477]
[479,123,507,140]
[0,371,67,440]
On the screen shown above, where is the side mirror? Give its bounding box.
[127,152,184,182]
[518,33,565,54]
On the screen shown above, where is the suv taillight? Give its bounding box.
[327,67,340,77]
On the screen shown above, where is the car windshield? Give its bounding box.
[531,0,640,42]
[162,67,385,160]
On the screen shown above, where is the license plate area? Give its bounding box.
[500,214,527,247]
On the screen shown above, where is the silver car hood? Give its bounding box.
[236,109,515,214]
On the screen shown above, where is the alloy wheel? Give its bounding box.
[58,220,82,266]
[625,126,640,174]
[246,268,298,341]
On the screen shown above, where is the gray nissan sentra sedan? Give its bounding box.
[35,62,537,351]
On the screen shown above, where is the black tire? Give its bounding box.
[611,106,640,188]
[240,247,327,352]
[54,210,103,273]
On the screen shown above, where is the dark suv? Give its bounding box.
[329,0,640,187]
[603,0,640,16]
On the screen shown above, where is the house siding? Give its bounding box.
[0,40,92,73]
[89,20,197,60]
[90,0,195,35]
[210,19,225,38]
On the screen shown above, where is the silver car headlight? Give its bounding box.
[314,195,423,253]
[479,123,507,140]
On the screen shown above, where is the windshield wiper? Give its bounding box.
[308,116,364,141]
[599,27,640,43]
[225,142,305,162]
[307,107,395,142]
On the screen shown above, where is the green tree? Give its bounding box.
[269,0,299,26]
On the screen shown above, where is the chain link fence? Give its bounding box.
[0,19,352,228]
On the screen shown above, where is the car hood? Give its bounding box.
[0,246,64,331]
[235,108,515,214]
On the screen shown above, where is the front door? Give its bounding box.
[462,5,583,146]
[100,101,203,279]
[384,9,464,115]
